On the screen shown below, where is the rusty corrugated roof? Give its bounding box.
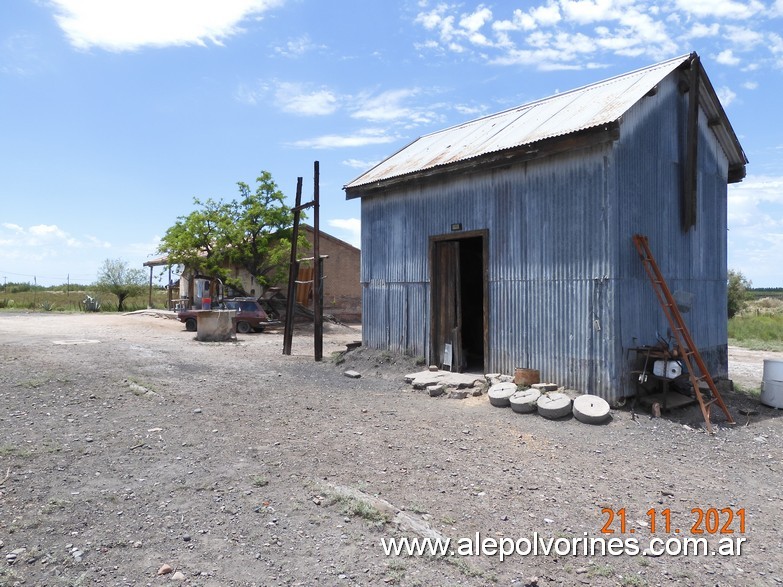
[345,53,745,191]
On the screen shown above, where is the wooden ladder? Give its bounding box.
[632,234,735,433]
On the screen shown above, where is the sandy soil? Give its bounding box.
[1,312,782,587]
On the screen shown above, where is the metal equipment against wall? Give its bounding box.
[632,234,735,433]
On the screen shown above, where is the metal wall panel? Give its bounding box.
[613,74,730,394]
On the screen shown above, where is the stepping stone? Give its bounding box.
[531,383,558,392]
[488,382,517,407]
[427,384,445,397]
[537,392,573,419]
[509,389,541,413]
[572,394,611,424]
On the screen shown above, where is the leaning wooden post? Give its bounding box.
[283,177,303,355]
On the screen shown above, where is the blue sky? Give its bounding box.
[1,0,782,288]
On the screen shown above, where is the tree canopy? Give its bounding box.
[727,269,752,319]
[158,171,298,295]
[95,258,147,312]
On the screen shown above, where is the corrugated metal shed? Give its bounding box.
[345,53,746,192]
[345,53,746,404]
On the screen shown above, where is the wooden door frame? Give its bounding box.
[428,229,489,371]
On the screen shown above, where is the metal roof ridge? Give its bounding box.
[413,53,692,141]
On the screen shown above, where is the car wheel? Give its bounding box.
[236,321,251,334]
[185,318,197,332]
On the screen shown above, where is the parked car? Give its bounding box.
[177,297,271,334]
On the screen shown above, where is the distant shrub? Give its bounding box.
[727,269,751,319]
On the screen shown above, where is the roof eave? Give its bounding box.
[344,122,621,199]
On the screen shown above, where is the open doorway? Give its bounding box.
[429,231,488,373]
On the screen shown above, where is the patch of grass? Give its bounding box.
[621,575,647,586]
[40,498,70,514]
[125,377,159,397]
[334,495,390,524]
[0,567,23,584]
[440,516,456,525]
[250,475,269,488]
[330,351,346,365]
[443,556,495,581]
[0,287,170,313]
[588,563,614,578]
[0,445,34,458]
[384,561,406,584]
[729,313,783,350]
[19,378,47,389]
[405,502,427,515]
[733,382,761,398]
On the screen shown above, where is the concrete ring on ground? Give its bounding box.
[537,392,573,419]
[488,382,518,407]
[572,394,611,424]
[509,388,541,413]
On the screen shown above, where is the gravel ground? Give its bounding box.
[1,312,782,587]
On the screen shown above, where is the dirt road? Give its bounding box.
[1,312,781,587]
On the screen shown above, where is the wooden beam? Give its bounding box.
[682,53,699,231]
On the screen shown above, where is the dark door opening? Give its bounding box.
[430,232,487,373]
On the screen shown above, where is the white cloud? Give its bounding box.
[0,223,111,272]
[234,81,267,105]
[288,129,397,149]
[728,175,783,285]
[560,0,624,25]
[459,6,493,33]
[326,218,361,248]
[51,0,283,52]
[274,82,338,116]
[715,49,740,66]
[742,80,758,90]
[342,158,379,170]
[1,33,48,76]
[688,23,720,38]
[412,1,777,70]
[716,86,737,106]
[274,34,319,57]
[723,25,765,49]
[674,0,764,19]
[351,88,428,123]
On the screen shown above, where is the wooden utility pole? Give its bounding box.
[313,161,323,361]
[281,162,323,360]
[283,177,304,356]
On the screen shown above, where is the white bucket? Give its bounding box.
[760,359,783,409]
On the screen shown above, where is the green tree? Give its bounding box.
[158,171,298,295]
[727,269,751,318]
[95,258,147,312]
